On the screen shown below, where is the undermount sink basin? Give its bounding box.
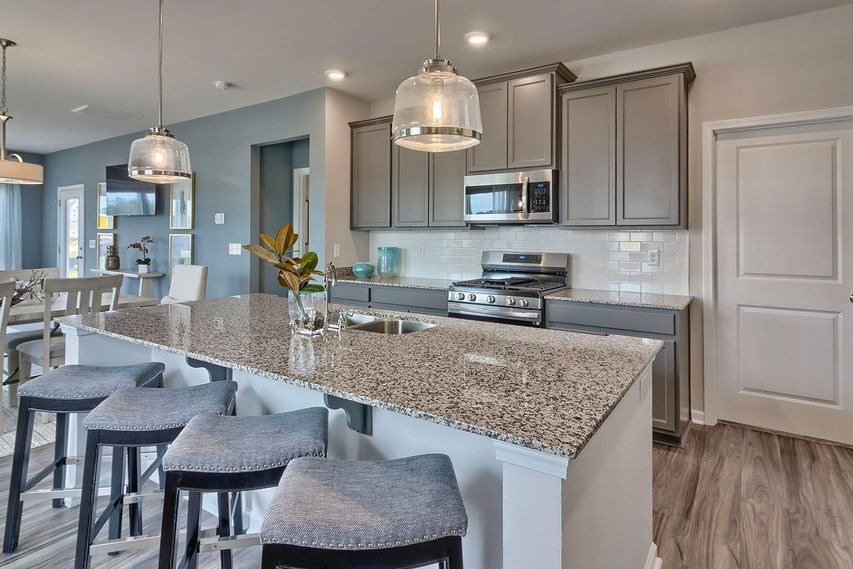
[348,318,437,335]
[342,313,379,327]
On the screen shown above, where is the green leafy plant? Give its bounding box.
[243,224,325,296]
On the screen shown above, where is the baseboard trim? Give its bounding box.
[691,409,705,425]
[644,543,661,569]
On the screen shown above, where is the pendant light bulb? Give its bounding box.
[392,0,482,152]
[0,39,43,185]
[128,0,191,183]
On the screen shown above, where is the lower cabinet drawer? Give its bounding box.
[546,302,676,335]
[329,284,370,303]
[370,287,448,312]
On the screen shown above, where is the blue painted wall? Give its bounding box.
[14,151,45,269]
[42,89,327,298]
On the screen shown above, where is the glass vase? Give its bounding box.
[288,290,327,336]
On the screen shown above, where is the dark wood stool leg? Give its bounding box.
[2,400,35,553]
[127,447,143,536]
[217,492,233,569]
[156,445,168,490]
[184,491,202,569]
[231,491,244,535]
[74,430,103,569]
[107,446,126,552]
[445,536,464,568]
[158,472,181,569]
[260,545,280,569]
[52,412,68,508]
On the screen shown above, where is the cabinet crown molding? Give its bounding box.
[474,62,576,86]
[349,115,392,129]
[558,62,696,94]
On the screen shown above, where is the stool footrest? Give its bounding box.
[19,486,110,502]
[90,527,221,555]
[199,532,260,552]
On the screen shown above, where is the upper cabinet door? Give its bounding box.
[392,145,430,227]
[616,75,683,226]
[351,121,391,229]
[430,150,467,227]
[561,85,616,226]
[508,74,554,170]
[468,82,508,172]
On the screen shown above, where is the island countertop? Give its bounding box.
[58,294,661,458]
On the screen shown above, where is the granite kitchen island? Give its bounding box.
[59,293,662,569]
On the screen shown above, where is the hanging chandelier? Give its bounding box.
[391,0,482,152]
[0,39,43,185]
[128,0,191,182]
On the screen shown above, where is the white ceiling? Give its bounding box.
[4,0,850,154]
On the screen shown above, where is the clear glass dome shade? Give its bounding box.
[128,131,191,183]
[392,65,482,152]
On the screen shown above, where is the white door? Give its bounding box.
[57,184,85,278]
[292,168,309,257]
[715,118,853,443]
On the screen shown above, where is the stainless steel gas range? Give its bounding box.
[447,251,570,327]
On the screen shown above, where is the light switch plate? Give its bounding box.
[333,244,341,258]
[228,243,242,255]
[647,249,660,267]
[215,213,225,225]
[88,240,96,249]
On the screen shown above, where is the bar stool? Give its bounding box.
[74,380,238,569]
[259,454,467,569]
[158,407,329,569]
[3,362,165,554]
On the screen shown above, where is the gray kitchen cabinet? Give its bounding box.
[467,63,575,174]
[329,282,448,316]
[545,300,690,446]
[350,118,392,229]
[467,82,508,172]
[392,145,430,227]
[561,85,617,225]
[507,74,555,170]
[430,150,467,227]
[559,63,694,228]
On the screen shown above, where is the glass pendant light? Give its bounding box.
[128,0,191,182]
[0,39,43,185]
[392,0,482,152]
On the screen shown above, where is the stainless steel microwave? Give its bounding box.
[463,169,557,224]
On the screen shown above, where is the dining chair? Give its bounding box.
[1,268,60,409]
[12,274,124,405]
[161,265,208,304]
[0,280,15,432]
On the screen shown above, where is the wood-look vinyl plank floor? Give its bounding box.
[654,423,853,569]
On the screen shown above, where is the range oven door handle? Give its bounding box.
[448,302,541,322]
[520,176,530,220]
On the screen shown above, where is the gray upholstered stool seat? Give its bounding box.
[15,337,65,360]
[18,363,164,401]
[162,407,328,473]
[260,454,468,551]
[83,380,236,431]
[5,328,44,349]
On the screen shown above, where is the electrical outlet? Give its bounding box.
[228,243,242,255]
[647,249,661,267]
[420,247,425,257]
[88,240,96,249]
[214,213,225,225]
[333,244,341,258]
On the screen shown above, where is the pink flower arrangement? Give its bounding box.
[127,236,154,265]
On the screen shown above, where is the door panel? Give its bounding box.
[507,74,553,169]
[467,82,507,172]
[715,120,853,443]
[57,185,85,278]
[430,151,466,227]
[351,122,391,228]
[392,145,429,227]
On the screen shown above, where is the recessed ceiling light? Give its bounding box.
[465,31,491,46]
[325,69,347,81]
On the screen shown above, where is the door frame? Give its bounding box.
[701,105,853,426]
[56,183,86,278]
[292,167,310,256]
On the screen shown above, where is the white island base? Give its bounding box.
[61,326,659,569]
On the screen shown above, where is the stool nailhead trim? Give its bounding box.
[85,411,227,432]
[260,528,465,549]
[19,371,163,399]
[163,452,326,472]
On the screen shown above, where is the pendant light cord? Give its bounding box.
[157,0,164,128]
[434,0,440,59]
[1,42,7,116]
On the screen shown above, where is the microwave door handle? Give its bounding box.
[521,176,530,220]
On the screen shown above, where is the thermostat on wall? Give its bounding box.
[214,213,225,224]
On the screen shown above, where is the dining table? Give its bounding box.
[8,293,160,326]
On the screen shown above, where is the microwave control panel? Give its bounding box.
[530,182,551,212]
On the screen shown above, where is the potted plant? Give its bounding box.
[244,224,327,336]
[127,236,154,273]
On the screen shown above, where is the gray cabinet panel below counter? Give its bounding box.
[329,280,450,316]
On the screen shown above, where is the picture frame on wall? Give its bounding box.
[169,173,195,230]
[97,182,115,229]
[168,233,194,283]
[96,232,116,270]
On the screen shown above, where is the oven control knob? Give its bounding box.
[468,294,477,302]
[455,292,465,301]
[519,298,530,308]
[506,297,516,306]
[487,295,496,304]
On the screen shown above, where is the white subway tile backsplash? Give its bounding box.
[368,227,689,295]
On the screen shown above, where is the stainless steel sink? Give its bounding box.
[342,313,379,327]
[348,318,436,335]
